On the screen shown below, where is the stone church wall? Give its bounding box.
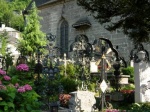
[37,0,150,62]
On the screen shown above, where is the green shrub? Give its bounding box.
[121,66,134,75]
[59,63,77,78]
[60,77,78,93]
[121,83,135,90]
[129,103,150,112]
[121,66,134,83]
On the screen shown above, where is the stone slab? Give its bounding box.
[69,91,96,112]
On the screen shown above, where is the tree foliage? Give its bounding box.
[77,0,150,43]
[17,2,47,56]
[0,31,9,56]
[0,0,31,31]
[0,0,13,26]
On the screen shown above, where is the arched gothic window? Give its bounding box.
[60,20,69,57]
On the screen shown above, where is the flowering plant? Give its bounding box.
[120,89,135,103]
[0,67,41,112]
[16,64,29,71]
[17,84,32,93]
[0,69,11,85]
[8,64,33,85]
[59,94,71,107]
[0,69,6,75]
[120,90,134,94]
[103,109,126,112]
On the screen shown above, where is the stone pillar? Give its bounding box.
[134,61,150,103]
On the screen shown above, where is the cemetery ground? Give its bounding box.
[1,59,150,112]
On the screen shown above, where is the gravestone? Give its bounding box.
[134,61,150,102]
[69,91,96,112]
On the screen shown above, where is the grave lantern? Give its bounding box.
[138,51,146,61]
[90,57,98,73]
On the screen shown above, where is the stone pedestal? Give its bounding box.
[118,75,130,84]
[134,61,150,103]
[69,91,96,112]
[109,75,130,86]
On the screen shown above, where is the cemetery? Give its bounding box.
[1,0,150,112]
[1,31,150,112]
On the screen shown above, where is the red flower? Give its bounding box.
[59,94,71,106]
[120,90,134,94]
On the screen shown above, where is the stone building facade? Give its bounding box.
[0,24,20,63]
[35,0,150,63]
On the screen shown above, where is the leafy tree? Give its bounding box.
[17,2,47,58]
[10,0,31,31]
[0,0,13,26]
[10,0,31,11]
[10,14,24,31]
[77,0,150,43]
[0,0,31,31]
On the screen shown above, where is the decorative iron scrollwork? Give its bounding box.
[130,43,149,63]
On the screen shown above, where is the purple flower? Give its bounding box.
[16,64,29,71]
[0,69,6,75]
[17,86,26,93]
[3,75,11,81]
[24,84,32,91]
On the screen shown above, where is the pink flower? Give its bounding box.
[0,69,6,75]
[16,64,29,71]
[17,86,26,93]
[3,75,11,81]
[15,83,19,88]
[24,84,32,91]
[0,85,6,90]
[105,109,126,112]
[106,109,119,112]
